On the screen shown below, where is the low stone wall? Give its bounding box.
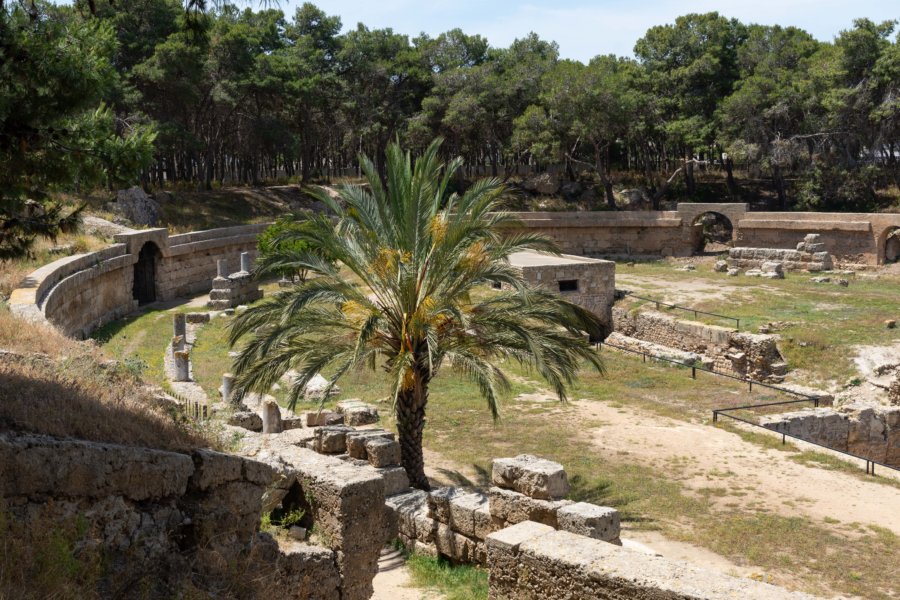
[486,521,817,599]
[9,224,267,338]
[0,432,343,599]
[761,403,900,467]
[613,307,786,380]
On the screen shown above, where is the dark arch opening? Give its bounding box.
[692,212,734,254]
[133,242,160,305]
[885,227,900,264]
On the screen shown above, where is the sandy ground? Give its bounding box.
[615,271,764,305]
[372,547,441,600]
[574,397,900,534]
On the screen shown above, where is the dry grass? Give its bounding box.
[0,307,216,452]
[0,232,109,299]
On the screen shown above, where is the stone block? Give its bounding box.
[556,502,621,543]
[336,399,380,425]
[185,312,210,324]
[313,426,353,454]
[488,487,571,528]
[365,437,401,468]
[303,410,344,428]
[428,486,467,523]
[491,454,570,500]
[485,520,554,554]
[376,466,410,497]
[385,489,429,539]
[227,411,263,432]
[345,430,394,460]
[447,491,493,539]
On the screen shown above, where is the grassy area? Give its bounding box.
[617,260,900,384]
[90,304,197,387]
[405,552,488,600]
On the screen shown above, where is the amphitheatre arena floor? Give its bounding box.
[92,258,900,600]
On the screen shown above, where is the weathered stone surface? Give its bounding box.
[304,373,341,401]
[448,492,495,540]
[488,487,572,528]
[492,454,570,500]
[227,410,263,432]
[489,526,818,600]
[428,486,467,523]
[714,260,728,272]
[336,399,379,425]
[113,186,160,226]
[365,437,401,468]
[313,426,354,454]
[303,410,344,428]
[376,466,410,497]
[345,430,393,460]
[556,502,621,543]
[261,399,283,434]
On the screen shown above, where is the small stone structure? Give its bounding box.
[761,403,900,467]
[507,250,615,336]
[612,308,787,381]
[207,253,262,309]
[728,234,834,272]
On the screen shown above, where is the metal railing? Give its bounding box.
[621,291,741,330]
[713,403,898,476]
[599,340,899,475]
[597,340,817,399]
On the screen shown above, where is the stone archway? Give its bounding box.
[691,211,734,253]
[133,242,160,305]
[885,227,900,264]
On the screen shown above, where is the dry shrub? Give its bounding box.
[0,348,217,453]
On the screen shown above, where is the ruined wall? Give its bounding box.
[613,308,786,380]
[9,224,267,339]
[761,404,900,467]
[0,433,342,599]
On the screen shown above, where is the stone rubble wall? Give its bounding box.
[0,432,341,599]
[761,403,900,467]
[728,234,834,272]
[486,521,818,600]
[208,272,263,310]
[9,225,267,339]
[613,307,786,381]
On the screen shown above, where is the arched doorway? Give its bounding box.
[133,242,160,305]
[885,227,900,263]
[692,212,734,254]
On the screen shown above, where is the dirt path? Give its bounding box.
[371,547,441,600]
[574,398,900,535]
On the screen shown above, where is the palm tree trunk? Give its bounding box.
[396,385,430,491]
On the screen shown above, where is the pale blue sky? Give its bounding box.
[283,0,899,61]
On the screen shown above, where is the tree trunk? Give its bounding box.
[724,157,737,197]
[396,382,430,490]
[684,156,696,196]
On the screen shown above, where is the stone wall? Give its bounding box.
[0,432,342,599]
[613,308,786,381]
[760,403,900,467]
[9,224,267,338]
[510,204,900,266]
[486,521,817,600]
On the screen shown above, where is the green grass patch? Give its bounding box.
[405,553,488,600]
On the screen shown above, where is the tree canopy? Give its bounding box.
[2,0,899,227]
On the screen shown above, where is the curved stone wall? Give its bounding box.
[10,224,268,339]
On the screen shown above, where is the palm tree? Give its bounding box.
[229,139,604,490]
